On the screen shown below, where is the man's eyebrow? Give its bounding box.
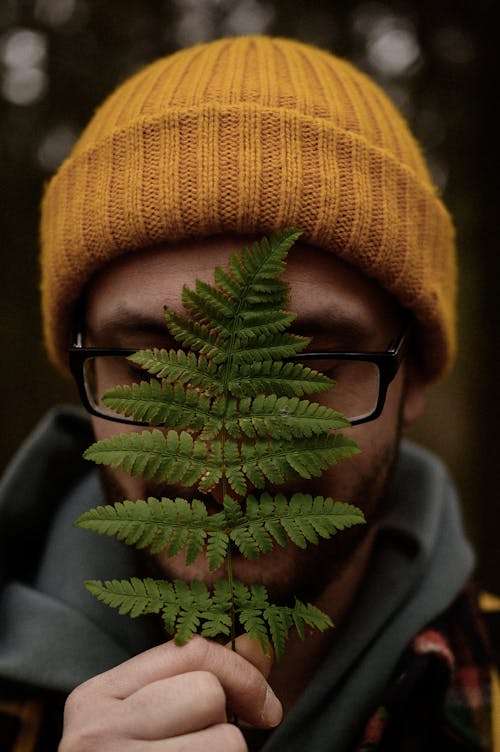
[86,306,372,347]
[85,309,170,342]
[291,310,371,344]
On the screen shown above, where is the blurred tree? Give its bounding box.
[0,0,497,591]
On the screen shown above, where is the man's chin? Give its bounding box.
[98,432,398,606]
[144,523,371,607]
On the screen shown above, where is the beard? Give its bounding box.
[98,424,401,609]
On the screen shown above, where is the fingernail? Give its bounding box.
[262,685,283,727]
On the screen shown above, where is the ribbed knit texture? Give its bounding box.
[40,36,456,379]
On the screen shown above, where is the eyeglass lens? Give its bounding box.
[83,354,381,424]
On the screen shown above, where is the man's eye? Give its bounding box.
[298,358,343,377]
[124,359,149,383]
[92,355,152,388]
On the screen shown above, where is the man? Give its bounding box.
[0,36,497,750]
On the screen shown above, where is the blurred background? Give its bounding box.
[0,0,498,592]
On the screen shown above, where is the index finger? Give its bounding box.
[80,636,282,729]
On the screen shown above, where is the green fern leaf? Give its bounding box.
[209,440,247,496]
[85,576,334,658]
[206,530,229,571]
[221,495,245,525]
[236,309,297,339]
[225,493,365,558]
[212,578,233,612]
[232,230,301,303]
[237,434,359,488]
[224,394,350,440]
[234,582,271,654]
[230,525,261,560]
[102,381,220,430]
[199,610,233,639]
[232,579,252,607]
[84,577,167,618]
[76,499,156,549]
[231,333,308,364]
[163,313,227,363]
[83,430,222,489]
[182,281,237,329]
[128,349,222,394]
[212,231,299,322]
[162,580,233,644]
[76,497,229,568]
[213,265,244,302]
[165,581,199,644]
[263,605,293,660]
[185,526,207,565]
[291,599,334,640]
[227,360,335,398]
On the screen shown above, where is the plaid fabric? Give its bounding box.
[356,582,495,751]
[0,687,64,752]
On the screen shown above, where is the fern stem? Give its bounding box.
[220,429,237,652]
[226,543,236,652]
[219,270,248,654]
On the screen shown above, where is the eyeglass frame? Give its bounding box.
[68,323,409,427]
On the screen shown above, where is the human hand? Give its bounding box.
[59,634,282,751]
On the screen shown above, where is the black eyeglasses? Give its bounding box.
[69,325,408,427]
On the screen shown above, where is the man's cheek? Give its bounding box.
[99,465,147,503]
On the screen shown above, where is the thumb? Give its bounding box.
[227,633,274,680]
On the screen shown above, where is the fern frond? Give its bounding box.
[233,582,270,653]
[202,440,244,496]
[231,333,308,363]
[163,313,227,362]
[163,319,306,366]
[83,430,222,489]
[232,229,301,301]
[101,381,220,430]
[163,231,306,378]
[171,581,207,643]
[290,599,334,640]
[102,385,347,440]
[84,577,168,618]
[75,497,228,566]
[182,281,237,328]
[227,360,335,398]
[206,530,229,571]
[212,230,300,313]
[236,309,297,339]
[232,581,333,659]
[223,394,350,439]
[264,605,293,660]
[238,434,359,488]
[85,577,332,658]
[212,578,233,612]
[228,492,365,557]
[212,266,244,303]
[128,349,222,394]
[79,228,364,659]
[161,579,233,643]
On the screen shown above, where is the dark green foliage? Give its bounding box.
[77,493,365,568]
[84,577,333,659]
[77,228,365,658]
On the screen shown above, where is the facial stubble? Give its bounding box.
[98,427,400,609]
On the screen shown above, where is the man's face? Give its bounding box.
[83,236,425,605]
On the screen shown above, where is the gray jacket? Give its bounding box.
[0,407,474,751]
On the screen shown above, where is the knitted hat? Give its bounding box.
[40,35,456,380]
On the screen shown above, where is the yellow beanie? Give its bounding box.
[40,35,456,380]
